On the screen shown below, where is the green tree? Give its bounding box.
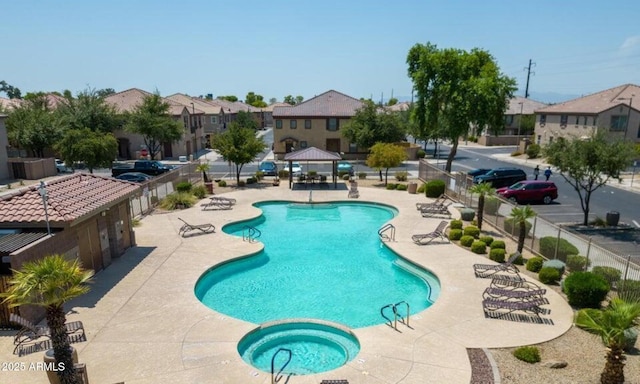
[0,80,22,99]
[196,162,210,183]
[468,182,495,231]
[95,88,116,98]
[342,100,406,149]
[544,132,636,226]
[234,110,258,131]
[210,123,266,183]
[295,95,304,105]
[575,298,640,384]
[509,205,536,253]
[5,95,62,157]
[0,255,94,384]
[269,97,277,104]
[366,143,407,185]
[55,128,118,173]
[56,88,121,133]
[387,97,398,106]
[407,42,516,172]
[218,95,238,102]
[283,95,296,105]
[245,92,267,108]
[125,93,183,160]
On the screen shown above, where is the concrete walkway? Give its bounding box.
[0,184,574,384]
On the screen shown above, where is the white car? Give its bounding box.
[55,159,69,173]
[283,162,303,176]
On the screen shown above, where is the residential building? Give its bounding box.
[167,93,223,147]
[272,90,365,160]
[504,97,548,136]
[105,88,203,159]
[205,98,264,130]
[534,84,639,146]
[0,115,9,180]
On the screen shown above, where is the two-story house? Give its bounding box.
[504,97,548,136]
[534,84,639,146]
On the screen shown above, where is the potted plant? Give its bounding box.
[196,163,213,194]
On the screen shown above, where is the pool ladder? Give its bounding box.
[243,225,262,242]
[271,347,292,384]
[378,224,396,242]
[380,301,411,331]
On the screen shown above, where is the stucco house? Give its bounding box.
[534,84,639,146]
[504,96,548,136]
[166,94,223,147]
[272,90,365,160]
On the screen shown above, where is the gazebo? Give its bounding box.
[283,147,343,189]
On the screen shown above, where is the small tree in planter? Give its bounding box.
[468,182,495,231]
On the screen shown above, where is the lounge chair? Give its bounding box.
[202,197,234,210]
[420,202,452,218]
[412,220,449,245]
[178,218,215,237]
[211,194,236,205]
[416,194,447,210]
[10,313,85,356]
[482,297,551,320]
[348,181,359,198]
[489,276,543,291]
[473,252,521,278]
[320,381,349,384]
[482,286,547,302]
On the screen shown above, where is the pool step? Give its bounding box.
[393,258,440,303]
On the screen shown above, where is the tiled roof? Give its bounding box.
[0,232,49,255]
[263,102,292,112]
[105,88,186,116]
[284,146,342,161]
[166,94,218,114]
[0,97,23,111]
[204,99,261,113]
[506,96,548,115]
[272,90,365,117]
[0,173,140,226]
[535,84,640,114]
[385,101,412,112]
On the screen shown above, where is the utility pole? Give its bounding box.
[524,59,536,98]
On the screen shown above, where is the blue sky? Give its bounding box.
[2,0,639,103]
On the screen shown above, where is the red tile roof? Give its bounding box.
[535,84,640,114]
[0,173,140,226]
[105,88,186,116]
[272,90,364,117]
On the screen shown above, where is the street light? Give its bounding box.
[37,181,51,236]
[617,96,633,139]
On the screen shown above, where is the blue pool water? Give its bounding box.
[195,201,440,328]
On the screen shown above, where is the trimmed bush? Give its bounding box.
[425,179,445,198]
[192,185,207,199]
[238,180,246,187]
[448,228,463,241]
[463,225,480,239]
[471,241,487,254]
[490,240,506,250]
[176,181,193,193]
[460,208,475,221]
[526,256,544,273]
[246,177,257,184]
[539,237,579,263]
[489,248,506,263]
[511,252,525,265]
[386,183,397,190]
[460,235,475,247]
[159,192,196,210]
[278,170,290,178]
[503,217,532,236]
[591,266,622,285]
[396,184,408,191]
[449,219,463,230]
[563,271,610,308]
[218,180,227,187]
[358,172,367,179]
[395,171,408,181]
[513,346,541,364]
[479,236,494,247]
[526,143,541,159]
[539,266,561,284]
[566,255,590,272]
[543,259,566,277]
[417,149,426,158]
[484,197,500,215]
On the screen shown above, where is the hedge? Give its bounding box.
[539,237,579,263]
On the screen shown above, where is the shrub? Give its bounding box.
[566,255,590,272]
[176,181,193,193]
[471,241,487,254]
[489,248,506,263]
[395,171,408,181]
[238,180,246,187]
[358,172,367,179]
[416,183,426,193]
[503,217,532,236]
[246,177,257,184]
[448,228,463,241]
[460,235,475,247]
[542,259,566,277]
[255,171,264,180]
[511,252,525,265]
[591,266,622,285]
[218,180,227,187]
[563,272,610,308]
[159,192,196,210]
[479,236,494,247]
[618,280,640,303]
[460,208,475,221]
[192,185,207,199]
[425,179,445,198]
[490,240,505,250]
[450,219,463,230]
[278,170,290,178]
[417,149,426,158]
[484,197,500,215]
[539,266,561,284]
[386,183,397,190]
[396,184,408,191]
[539,237,579,263]
[526,256,544,273]
[526,143,541,159]
[513,346,541,364]
[463,225,480,238]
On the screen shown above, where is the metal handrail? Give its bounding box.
[271,348,292,384]
[394,301,411,328]
[378,223,396,241]
[242,225,262,242]
[380,304,396,329]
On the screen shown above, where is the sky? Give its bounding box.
[1,0,639,104]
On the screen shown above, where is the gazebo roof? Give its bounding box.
[283,147,342,161]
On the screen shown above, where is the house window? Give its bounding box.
[276,120,282,129]
[327,118,339,131]
[349,142,357,152]
[582,116,588,125]
[300,141,308,148]
[610,115,628,131]
[560,115,568,126]
[183,116,189,127]
[540,115,546,125]
[211,116,217,124]
[575,116,580,125]
[290,120,297,129]
[505,115,513,125]
[305,119,311,129]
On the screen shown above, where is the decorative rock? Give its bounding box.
[460,208,475,221]
[542,360,568,369]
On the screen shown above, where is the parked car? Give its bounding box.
[497,180,558,204]
[115,172,153,183]
[467,168,491,178]
[473,167,527,188]
[111,160,172,177]
[337,161,354,175]
[258,161,278,176]
[55,159,70,173]
[283,162,303,176]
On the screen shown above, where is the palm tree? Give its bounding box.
[468,182,495,231]
[196,162,210,183]
[0,255,93,384]
[509,205,536,253]
[575,298,640,384]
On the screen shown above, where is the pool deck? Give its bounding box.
[0,183,574,384]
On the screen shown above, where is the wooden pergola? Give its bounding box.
[283,147,342,189]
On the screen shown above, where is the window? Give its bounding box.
[505,115,514,125]
[290,120,297,129]
[575,116,580,125]
[582,116,588,126]
[276,120,282,129]
[610,115,628,131]
[305,119,311,129]
[349,143,357,152]
[300,141,308,148]
[327,118,339,131]
[183,116,189,127]
[540,115,546,125]
[211,116,218,124]
[560,115,568,126]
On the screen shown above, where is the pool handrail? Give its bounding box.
[271,347,292,384]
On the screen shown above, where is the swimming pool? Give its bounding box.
[195,201,440,328]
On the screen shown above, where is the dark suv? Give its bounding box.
[497,181,558,204]
[473,167,527,188]
[258,161,278,176]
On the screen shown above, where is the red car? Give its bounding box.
[497,181,558,205]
